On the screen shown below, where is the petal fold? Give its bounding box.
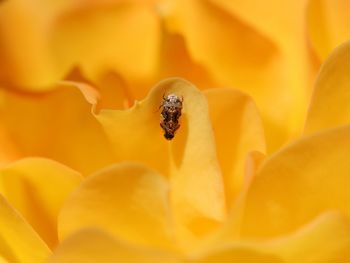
[47,228,179,263]
[0,194,50,263]
[0,82,115,175]
[305,40,350,134]
[94,78,226,244]
[0,158,82,248]
[241,125,350,238]
[307,0,350,60]
[58,162,175,250]
[204,88,265,207]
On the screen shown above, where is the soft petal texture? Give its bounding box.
[305,40,350,134]
[0,0,59,89]
[51,2,161,85]
[0,81,115,175]
[265,211,350,262]
[47,228,179,263]
[0,158,82,248]
[0,194,50,263]
[157,32,217,91]
[94,78,226,244]
[166,0,317,151]
[188,247,283,263]
[219,211,350,263]
[58,162,175,250]
[204,88,265,207]
[47,229,286,263]
[307,0,350,61]
[0,1,160,90]
[240,125,350,238]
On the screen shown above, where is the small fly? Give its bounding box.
[160,93,183,140]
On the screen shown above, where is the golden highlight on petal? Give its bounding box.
[0,157,82,248]
[58,162,175,250]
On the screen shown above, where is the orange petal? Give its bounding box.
[58,162,175,251]
[94,78,226,246]
[204,88,265,208]
[0,194,51,263]
[0,157,82,248]
[240,125,350,239]
[307,0,350,61]
[0,81,115,175]
[46,228,180,263]
[305,40,350,134]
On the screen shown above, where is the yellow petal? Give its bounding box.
[157,32,217,90]
[166,0,317,152]
[211,0,307,47]
[0,157,82,248]
[305,40,350,134]
[240,125,350,238]
[188,247,283,263]
[204,88,265,207]
[266,211,350,262]
[0,0,60,89]
[0,194,51,263]
[218,211,350,263]
[47,228,180,263]
[0,1,160,90]
[58,162,175,250]
[307,0,350,60]
[51,2,160,85]
[94,78,226,245]
[0,82,115,175]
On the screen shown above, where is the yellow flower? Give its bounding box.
[1,0,338,151]
[2,1,350,262]
[3,40,350,261]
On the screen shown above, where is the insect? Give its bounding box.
[160,93,183,140]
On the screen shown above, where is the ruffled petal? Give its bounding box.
[51,2,160,86]
[0,158,82,248]
[94,78,226,245]
[0,81,115,175]
[0,1,160,90]
[166,0,317,151]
